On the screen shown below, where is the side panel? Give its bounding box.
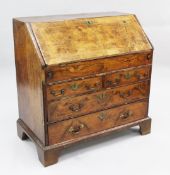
[13,20,46,145]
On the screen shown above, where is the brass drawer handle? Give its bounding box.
[85,82,102,91]
[120,110,133,119]
[69,103,83,112]
[50,89,65,96]
[68,124,84,134]
[69,65,83,72]
[134,85,146,96]
[85,84,97,91]
[136,73,148,80]
[136,73,143,80]
[119,90,133,99]
[105,78,120,87]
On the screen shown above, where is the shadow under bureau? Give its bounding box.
[13,11,153,166]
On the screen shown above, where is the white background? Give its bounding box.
[0,0,170,174]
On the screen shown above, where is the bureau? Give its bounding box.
[13,12,153,166]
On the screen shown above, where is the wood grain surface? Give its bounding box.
[46,52,152,82]
[13,12,153,166]
[31,15,152,65]
[13,20,46,144]
[48,100,148,145]
[48,81,150,122]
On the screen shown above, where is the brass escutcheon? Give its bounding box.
[96,93,108,102]
[70,83,79,90]
[98,112,107,121]
[124,72,132,80]
[84,20,94,26]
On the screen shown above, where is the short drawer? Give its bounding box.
[48,100,148,145]
[104,66,151,88]
[48,81,150,122]
[46,52,152,82]
[46,77,102,101]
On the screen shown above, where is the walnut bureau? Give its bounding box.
[13,12,153,166]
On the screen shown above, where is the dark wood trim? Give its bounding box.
[42,82,49,146]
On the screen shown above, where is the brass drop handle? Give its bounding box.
[115,78,121,84]
[85,84,96,91]
[136,73,143,80]
[50,89,65,96]
[134,85,146,96]
[69,65,83,72]
[105,80,112,87]
[69,103,83,112]
[120,110,133,119]
[68,124,84,134]
[147,54,152,60]
[119,90,133,98]
[105,78,120,87]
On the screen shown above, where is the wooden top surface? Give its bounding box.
[26,12,152,65]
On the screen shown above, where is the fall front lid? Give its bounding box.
[30,13,152,65]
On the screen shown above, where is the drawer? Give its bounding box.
[104,66,151,88]
[46,52,152,82]
[46,77,102,101]
[48,81,150,122]
[48,100,148,145]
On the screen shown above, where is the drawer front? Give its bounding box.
[46,52,152,82]
[48,100,148,145]
[48,81,150,122]
[104,66,151,88]
[47,77,102,101]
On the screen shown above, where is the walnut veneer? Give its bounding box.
[13,11,153,166]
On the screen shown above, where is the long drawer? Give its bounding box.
[48,81,150,122]
[46,52,152,83]
[46,65,151,101]
[48,100,148,145]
